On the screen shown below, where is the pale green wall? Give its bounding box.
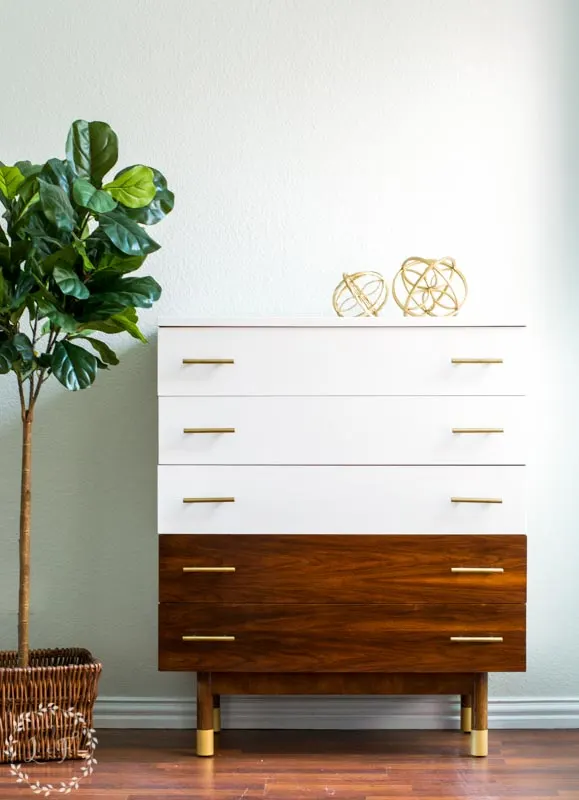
[0,0,577,706]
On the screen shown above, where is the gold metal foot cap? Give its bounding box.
[461,706,472,734]
[213,707,221,733]
[196,728,214,757]
[470,729,488,757]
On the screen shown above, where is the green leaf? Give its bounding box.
[14,161,42,178]
[94,252,145,274]
[103,165,155,209]
[11,270,36,308]
[40,159,73,194]
[65,120,119,185]
[72,240,95,272]
[0,166,25,200]
[73,178,117,213]
[36,299,79,333]
[0,270,9,307]
[80,306,147,343]
[98,210,160,256]
[38,180,76,232]
[124,168,175,225]
[53,265,90,299]
[0,342,15,373]
[81,275,160,318]
[52,340,98,390]
[12,332,34,362]
[76,335,119,365]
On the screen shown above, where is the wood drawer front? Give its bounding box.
[158,465,525,535]
[159,396,526,466]
[158,603,526,672]
[158,326,525,397]
[159,534,527,604]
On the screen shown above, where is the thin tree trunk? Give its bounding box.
[18,411,33,668]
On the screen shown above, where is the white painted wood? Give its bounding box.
[158,465,525,535]
[158,396,526,466]
[158,326,525,396]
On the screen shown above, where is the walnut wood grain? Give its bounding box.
[159,603,526,672]
[159,534,527,604]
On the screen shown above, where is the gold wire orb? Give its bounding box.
[392,256,467,317]
[332,271,388,317]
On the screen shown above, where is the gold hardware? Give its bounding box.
[451,497,502,504]
[196,729,214,757]
[451,567,504,574]
[332,271,388,317]
[183,566,236,573]
[471,729,488,757]
[183,497,235,504]
[392,256,467,317]
[450,636,503,643]
[183,427,236,434]
[182,358,234,365]
[183,635,236,642]
[461,706,472,734]
[452,427,504,434]
[451,358,503,364]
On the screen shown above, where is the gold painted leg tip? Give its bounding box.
[213,707,221,733]
[470,729,488,757]
[196,729,214,757]
[461,707,472,734]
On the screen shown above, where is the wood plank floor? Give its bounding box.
[1,729,578,800]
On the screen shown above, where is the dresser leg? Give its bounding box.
[213,694,221,733]
[471,673,488,757]
[460,694,472,733]
[196,672,214,757]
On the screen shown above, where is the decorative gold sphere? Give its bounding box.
[332,271,388,317]
[392,256,467,317]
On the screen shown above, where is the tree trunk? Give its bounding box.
[18,412,33,668]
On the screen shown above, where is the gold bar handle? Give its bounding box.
[182,358,234,365]
[452,428,504,434]
[182,635,236,642]
[183,566,236,573]
[183,497,235,504]
[450,636,503,643]
[451,358,503,364]
[451,497,503,504]
[451,567,504,574]
[184,428,236,434]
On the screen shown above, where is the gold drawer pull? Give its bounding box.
[182,635,236,642]
[183,428,236,434]
[452,428,504,434]
[182,358,234,365]
[183,497,235,504]
[451,358,503,364]
[451,567,504,574]
[450,636,503,643]
[451,497,502,504]
[183,566,236,573]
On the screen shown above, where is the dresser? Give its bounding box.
[157,319,527,758]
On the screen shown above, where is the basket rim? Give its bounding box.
[0,648,102,673]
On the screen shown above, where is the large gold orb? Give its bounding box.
[332,271,388,317]
[392,256,467,317]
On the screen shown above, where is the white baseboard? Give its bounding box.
[94,696,579,730]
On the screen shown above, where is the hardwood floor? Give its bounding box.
[1,729,578,800]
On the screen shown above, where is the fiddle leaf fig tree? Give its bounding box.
[0,120,174,667]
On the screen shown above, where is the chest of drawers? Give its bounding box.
[157,319,527,758]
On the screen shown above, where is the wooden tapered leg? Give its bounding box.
[471,673,488,757]
[461,693,472,734]
[213,694,221,733]
[197,672,214,757]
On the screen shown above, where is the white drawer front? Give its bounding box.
[158,326,525,397]
[158,465,525,535]
[158,396,526,466]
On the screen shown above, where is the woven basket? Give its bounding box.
[0,648,102,763]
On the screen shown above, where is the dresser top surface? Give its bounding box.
[158,317,526,328]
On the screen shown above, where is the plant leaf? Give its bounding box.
[38,180,76,232]
[124,168,175,225]
[12,332,34,362]
[65,120,119,185]
[94,252,145,275]
[36,299,79,333]
[39,159,73,194]
[79,307,147,343]
[76,336,119,365]
[53,265,90,299]
[72,179,117,213]
[0,166,25,200]
[98,211,160,256]
[81,275,160,318]
[52,340,98,390]
[14,161,42,178]
[103,166,156,209]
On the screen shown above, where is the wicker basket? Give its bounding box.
[0,648,102,763]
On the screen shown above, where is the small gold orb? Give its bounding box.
[392,256,467,317]
[332,271,388,317]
